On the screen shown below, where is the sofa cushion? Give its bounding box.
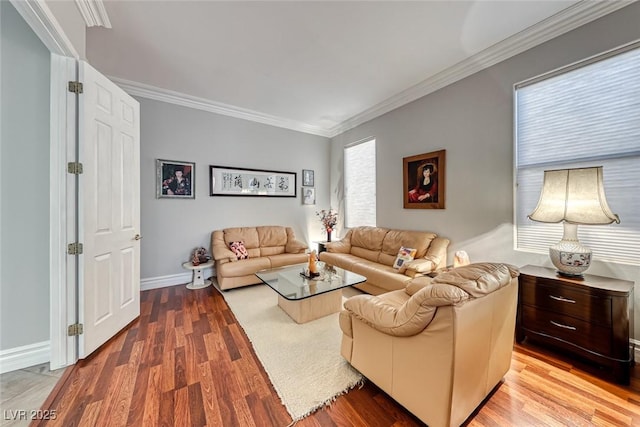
[351,246,381,263]
[267,253,308,268]
[217,256,271,277]
[319,252,363,271]
[351,260,413,291]
[257,226,288,247]
[381,229,436,259]
[351,226,389,252]
[392,246,417,269]
[224,227,260,249]
[260,246,286,256]
[229,241,249,260]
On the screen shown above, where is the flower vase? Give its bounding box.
[327,229,332,242]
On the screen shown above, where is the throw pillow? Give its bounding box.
[229,241,249,260]
[393,246,417,269]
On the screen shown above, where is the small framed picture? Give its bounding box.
[302,187,316,205]
[156,159,195,199]
[302,169,314,187]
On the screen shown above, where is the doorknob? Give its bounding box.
[134,234,142,240]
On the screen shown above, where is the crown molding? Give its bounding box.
[75,0,112,28]
[10,0,79,58]
[327,0,635,138]
[110,77,334,138]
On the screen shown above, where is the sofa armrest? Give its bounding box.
[426,236,450,270]
[400,256,439,275]
[325,240,350,253]
[339,310,353,338]
[286,238,308,254]
[211,231,237,262]
[344,293,437,337]
[212,245,236,263]
[405,276,432,295]
[432,262,519,297]
[284,227,308,253]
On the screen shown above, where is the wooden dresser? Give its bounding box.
[516,265,634,384]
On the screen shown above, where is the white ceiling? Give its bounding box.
[85,1,625,137]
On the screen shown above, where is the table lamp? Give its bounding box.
[527,166,619,277]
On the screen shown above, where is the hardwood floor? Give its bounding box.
[36,284,640,426]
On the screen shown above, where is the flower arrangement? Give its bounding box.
[316,208,338,232]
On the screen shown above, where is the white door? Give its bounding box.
[78,61,141,358]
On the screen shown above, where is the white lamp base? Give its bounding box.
[549,223,591,277]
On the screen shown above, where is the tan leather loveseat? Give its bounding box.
[339,263,519,427]
[318,226,449,295]
[211,226,308,290]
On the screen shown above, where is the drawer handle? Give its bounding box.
[549,295,576,304]
[550,320,577,331]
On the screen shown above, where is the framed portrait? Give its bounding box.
[302,169,314,186]
[156,159,195,199]
[209,165,296,197]
[403,149,445,209]
[302,187,316,205]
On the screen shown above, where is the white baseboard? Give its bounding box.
[632,338,640,362]
[0,341,50,374]
[141,267,215,291]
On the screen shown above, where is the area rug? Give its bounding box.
[216,283,364,421]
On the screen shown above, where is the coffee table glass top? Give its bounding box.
[255,262,366,301]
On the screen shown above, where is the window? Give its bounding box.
[515,42,640,264]
[344,138,376,228]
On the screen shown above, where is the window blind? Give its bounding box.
[515,43,640,265]
[344,138,376,228]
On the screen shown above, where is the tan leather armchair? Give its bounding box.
[339,263,519,427]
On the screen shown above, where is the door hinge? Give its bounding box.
[68,81,83,94]
[68,323,84,336]
[67,242,83,255]
[67,162,83,175]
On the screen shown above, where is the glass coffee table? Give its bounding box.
[255,262,366,324]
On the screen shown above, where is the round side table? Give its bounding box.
[182,260,213,290]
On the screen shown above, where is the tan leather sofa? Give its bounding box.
[211,226,308,290]
[318,226,449,295]
[339,263,519,427]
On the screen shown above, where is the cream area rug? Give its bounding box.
[216,283,364,421]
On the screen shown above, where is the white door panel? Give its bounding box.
[79,61,140,358]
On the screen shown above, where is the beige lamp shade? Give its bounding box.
[528,167,620,225]
[528,166,619,277]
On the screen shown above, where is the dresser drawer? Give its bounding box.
[517,265,634,385]
[521,306,612,355]
[520,278,612,326]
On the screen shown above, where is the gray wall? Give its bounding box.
[138,98,330,279]
[330,3,640,335]
[0,1,51,350]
